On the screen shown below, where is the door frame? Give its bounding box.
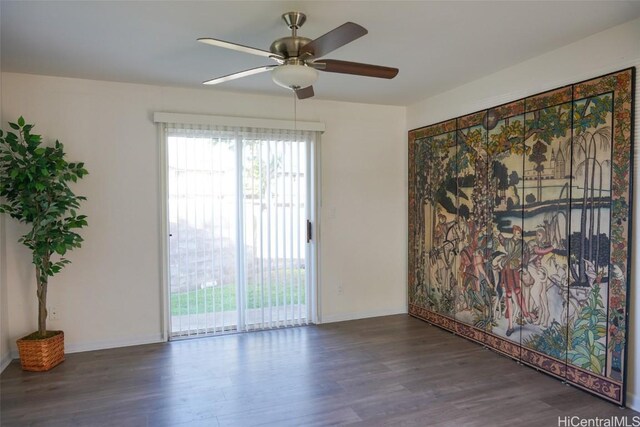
[157,116,321,341]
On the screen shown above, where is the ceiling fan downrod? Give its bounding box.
[282,11,306,36]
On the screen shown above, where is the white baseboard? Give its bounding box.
[65,333,165,354]
[9,333,165,359]
[0,351,13,373]
[627,391,640,411]
[319,307,407,324]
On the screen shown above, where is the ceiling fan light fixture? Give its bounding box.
[271,64,318,90]
[199,12,398,99]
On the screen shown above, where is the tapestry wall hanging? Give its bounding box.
[408,68,635,405]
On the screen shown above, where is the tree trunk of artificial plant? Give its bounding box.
[35,254,49,337]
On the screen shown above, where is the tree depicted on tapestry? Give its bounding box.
[454,124,489,329]
[567,93,613,376]
[412,131,456,314]
[520,102,571,363]
[408,68,634,406]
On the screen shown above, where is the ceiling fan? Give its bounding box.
[198,12,399,99]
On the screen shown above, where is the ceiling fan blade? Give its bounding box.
[295,86,315,100]
[198,38,283,61]
[313,59,398,79]
[203,65,277,85]
[300,22,367,58]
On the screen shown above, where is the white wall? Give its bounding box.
[0,69,10,371]
[0,209,9,371]
[317,99,408,322]
[0,73,407,358]
[407,18,640,409]
[408,18,640,129]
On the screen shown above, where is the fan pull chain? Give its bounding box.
[293,91,297,133]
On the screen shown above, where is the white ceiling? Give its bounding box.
[2,1,639,106]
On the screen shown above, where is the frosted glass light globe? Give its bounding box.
[272,64,318,89]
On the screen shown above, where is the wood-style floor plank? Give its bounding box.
[1,315,637,426]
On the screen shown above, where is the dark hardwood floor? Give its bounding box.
[1,315,637,426]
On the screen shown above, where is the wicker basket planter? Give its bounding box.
[16,331,65,372]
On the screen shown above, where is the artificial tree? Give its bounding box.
[0,117,88,339]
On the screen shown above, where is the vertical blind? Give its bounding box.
[164,123,316,338]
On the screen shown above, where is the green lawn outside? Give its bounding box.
[171,270,306,316]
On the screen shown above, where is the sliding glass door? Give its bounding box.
[166,125,315,338]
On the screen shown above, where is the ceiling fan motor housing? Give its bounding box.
[270,12,314,60]
[270,37,313,60]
